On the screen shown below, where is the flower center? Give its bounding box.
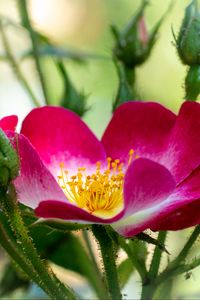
[57,149,138,218]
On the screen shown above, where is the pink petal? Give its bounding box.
[35,200,124,224]
[160,101,200,183]
[21,106,106,177]
[8,132,67,209]
[0,115,18,131]
[102,101,176,164]
[138,17,148,46]
[123,158,176,216]
[112,158,176,236]
[151,165,200,231]
[113,164,200,236]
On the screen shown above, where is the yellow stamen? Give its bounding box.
[57,149,139,218]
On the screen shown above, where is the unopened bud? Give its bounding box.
[112,0,167,68]
[0,129,19,187]
[177,0,200,65]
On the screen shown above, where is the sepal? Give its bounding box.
[0,130,19,187]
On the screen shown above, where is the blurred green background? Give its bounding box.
[0,0,200,299]
[0,0,189,137]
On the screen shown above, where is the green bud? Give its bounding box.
[112,0,167,68]
[185,65,200,100]
[0,130,19,187]
[177,0,200,65]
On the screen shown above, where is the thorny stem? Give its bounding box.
[148,231,167,279]
[92,225,122,300]
[82,230,108,299]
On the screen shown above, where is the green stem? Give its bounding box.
[118,236,147,280]
[173,225,200,265]
[140,283,155,300]
[0,222,44,291]
[156,225,200,285]
[92,225,122,300]
[141,231,167,300]
[148,231,167,279]
[185,65,200,101]
[0,185,77,300]
[17,0,50,105]
[0,19,40,107]
[82,230,108,299]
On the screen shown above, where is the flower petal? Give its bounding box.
[160,101,200,183]
[21,106,106,177]
[8,132,67,209]
[123,158,176,216]
[0,115,18,131]
[35,200,124,224]
[151,165,200,231]
[112,158,176,236]
[113,164,200,236]
[102,101,176,163]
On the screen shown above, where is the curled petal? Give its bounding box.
[123,158,176,215]
[151,165,200,230]
[112,158,176,236]
[113,163,200,236]
[35,200,124,224]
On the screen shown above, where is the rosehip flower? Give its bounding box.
[5,101,200,237]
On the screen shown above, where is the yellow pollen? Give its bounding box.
[57,149,139,218]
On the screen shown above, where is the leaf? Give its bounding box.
[135,232,170,254]
[118,258,134,289]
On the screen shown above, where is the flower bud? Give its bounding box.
[0,130,19,187]
[177,0,200,65]
[112,0,165,68]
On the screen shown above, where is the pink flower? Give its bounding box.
[3,101,200,237]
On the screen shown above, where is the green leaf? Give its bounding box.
[118,258,134,289]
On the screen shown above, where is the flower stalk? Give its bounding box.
[140,231,167,300]
[82,230,108,299]
[92,225,122,300]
